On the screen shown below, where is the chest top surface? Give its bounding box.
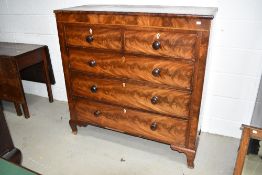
[54,5,217,18]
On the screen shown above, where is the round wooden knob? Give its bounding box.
[152,68,161,77]
[151,96,158,104]
[89,60,96,67]
[94,110,101,117]
[90,85,97,93]
[152,41,161,50]
[86,35,94,43]
[150,122,157,131]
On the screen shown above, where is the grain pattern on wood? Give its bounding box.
[186,31,209,151]
[71,72,191,118]
[125,29,197,60]
[69,48,194,90]
[55,13,212,31]
[74,98,188,145]
[65,24,122,51]
[56,22,78,122]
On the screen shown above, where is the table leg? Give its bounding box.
[22,103,30,119]
[14,103,22,116]
[42,47,53,103]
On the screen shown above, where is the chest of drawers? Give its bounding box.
[55,5,217,168]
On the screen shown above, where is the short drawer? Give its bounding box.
[124,29,197,60]
[65,24,122,51]
[69,48,194,90]
[74,98,188,146]
[70,72,191,118]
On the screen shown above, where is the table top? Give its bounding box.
[55,5,218,18]
[0,42,45,57]
[0,158,39,175]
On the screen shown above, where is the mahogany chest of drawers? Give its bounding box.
[55,5,217,168]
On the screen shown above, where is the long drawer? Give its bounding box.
[124,28,197,60]
[74,98,188,146]
[70,71,191,118]
[69,48,194,90]
[64,24,122,51]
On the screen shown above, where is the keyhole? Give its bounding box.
[252,130,258,134]
[156,33,160,39]
[121,56,125,63]
[196,21,202,25]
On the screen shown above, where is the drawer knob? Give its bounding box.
[86,35,94,43]
[151,96,158,104]
[90,85,97,93]
[152,68,161,77]
[150,122,158,131]
[89,60,96,67]
[94,110,101,117]
[152,41,161,50]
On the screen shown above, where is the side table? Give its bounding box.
[0,42,55,118]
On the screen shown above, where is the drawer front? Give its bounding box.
[74,98,188,146]
[70,72,191,118]
[69,48,194,90]
[125,29,197,60]
[65,24,122,51]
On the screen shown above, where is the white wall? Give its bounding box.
[251,75,262,127]
[1,0,262,138]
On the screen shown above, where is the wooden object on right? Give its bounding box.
[234,125,262,175]
[55,5,217,168]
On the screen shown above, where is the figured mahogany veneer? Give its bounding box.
[65,24,122,51]
[71,71,191,118]
[74,98,188,146]
[125,29,197,60]
[55,5,216,168]
[69,48,194,90]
